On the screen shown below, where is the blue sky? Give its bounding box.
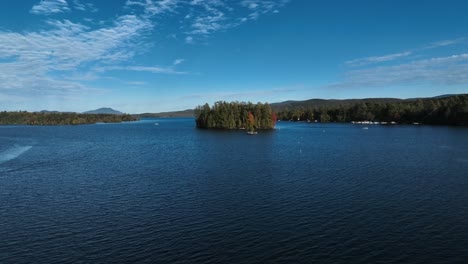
[0,0,467,113]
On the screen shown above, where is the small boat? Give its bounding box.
[246,131,258,135]
[362,127,369,130]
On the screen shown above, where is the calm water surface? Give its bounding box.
[1,118,468,263]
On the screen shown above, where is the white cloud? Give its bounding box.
[2,0,291,106]
[332,54,468,89]
[126,0,181,16]
[346,38,465,67]
[124,0,290,43]
[127,66,186,74]
[173,59,185,65]
[248,11,259,20]
[189,12,225,35]
[248,3,258,9]
[240,0,289,15]
[31,0,70,15]
[181,0,289,42]
[424,38,464,49]
[97,65,186,75]
[72,0,98,12]
[126,81,147,86]
[0,15,152,69]
[346,51,412,66]
[0,14,154,97]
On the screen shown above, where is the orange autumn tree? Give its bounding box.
[271,112,277,127]
[247,111,255,132]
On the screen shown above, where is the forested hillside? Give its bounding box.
[138,109,194,118]
[275,95,468,125]
[0,112,138,125]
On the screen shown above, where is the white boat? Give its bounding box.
[362,127,369,130]
[246,131,258,135]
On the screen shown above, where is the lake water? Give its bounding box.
[1,118,468,263]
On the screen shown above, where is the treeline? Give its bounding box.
[276,95,468,125]
[138,109,194,118]
[0,112,138,125]
[195,101,276,130]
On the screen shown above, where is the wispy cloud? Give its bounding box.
[173,59,185,65]
[128,66,186,74]
[97,65,187,75]
[31,0,70,15]
[124,0,290,43]
[424,38,464,49]
[182,0,289,42]
[346,51,412,66]
[2,0,290,105]
[94,58,187,75]
[336,38,468,89]
[0,14,154,97]
[346,37,465,67]
[332,53,468,89]
[126,0,180,16]
[126,81,147,86]
[185,36,194,43]
[188,2,226,36]
[72,0,98,12]
[0,15,153,69]
[240,0,289,17]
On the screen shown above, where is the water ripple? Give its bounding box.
[0,121,467,263]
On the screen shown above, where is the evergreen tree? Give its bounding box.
[194,101,276,129]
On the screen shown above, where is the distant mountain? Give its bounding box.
[432,94,459,99]
[39,110,61,113]
[269,94,468,112]
[84,108,123,115]
[270,98,405,112]
[138,109,194,118]
[135,94,467,118]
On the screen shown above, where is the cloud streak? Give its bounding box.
[2,0,289,105]
[125,0,290,43]
[97,65,187,75]
[0,14,154,97]
[332,53,468,89]
[346,51,412,66]
[31,0,70,15]
[126,0,180,16]
[338,37,468,89]
[346,37,465,67]
[424,38,465,49]
[72,0,98,12]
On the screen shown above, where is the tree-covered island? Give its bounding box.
[0,112,138,125]
[195,101,276,130]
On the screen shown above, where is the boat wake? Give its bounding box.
[0,145,32,164]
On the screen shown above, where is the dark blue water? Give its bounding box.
[1,118,468,263]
